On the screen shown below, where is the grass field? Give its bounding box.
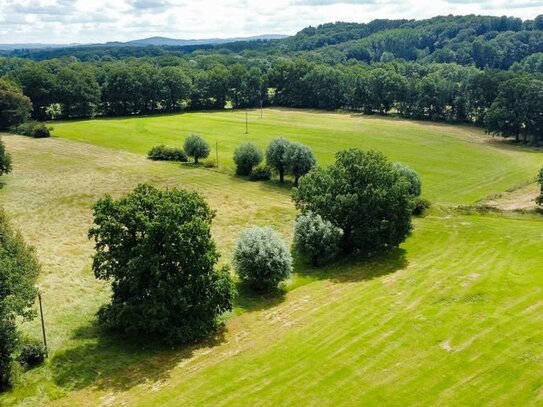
[0,108,542,406]
[52,108,542,205]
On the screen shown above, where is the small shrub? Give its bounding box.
[234,143,263,175]
[147,145,188,162]
[30,123,52,138]
[233,226,292,291]
[13,121,52,138]
[248,166,272,181]
[537,167,543,207]
[17,338,46,370]
[294,212,343,266]
[413,197,431,215]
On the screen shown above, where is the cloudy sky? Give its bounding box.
[0,0,542,44]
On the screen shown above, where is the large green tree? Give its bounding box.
[286,142,316,186]
[0,79,32,130]
[266,137,291,183]
[159,66,192,111]
[293,149,415,253]
[0,139,12,177]
[89,184,234,344]
[57,66,101,118]
[184,134,210,164]
[485,76,531,142]
[15,64,57,120]
[0,209,40,389]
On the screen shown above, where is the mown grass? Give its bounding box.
[52,108,542,205]
[0,108,542,406]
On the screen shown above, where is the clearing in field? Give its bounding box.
[1,109,542,406]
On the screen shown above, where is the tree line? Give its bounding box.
[1,55,542,144]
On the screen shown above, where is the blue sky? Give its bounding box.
[1,0,542,44]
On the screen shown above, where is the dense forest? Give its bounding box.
[1,14,543,143]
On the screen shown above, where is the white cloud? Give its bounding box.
[0,0,541,44]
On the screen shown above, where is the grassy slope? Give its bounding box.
[52,108,542,205]
[0,109,542,406]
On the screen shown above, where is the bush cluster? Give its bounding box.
[232,138,316,184]
[13,121,52,138]
[293,149,417,255]
[17,338,46,370]
[147,145,188,162]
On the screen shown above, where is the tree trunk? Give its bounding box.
[279,168,284,183]
[294,176,299,187]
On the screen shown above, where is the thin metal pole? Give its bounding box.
[215,141,219,168]
[245,111,248,134]
[38,291,48,358]
[260,99,263,119]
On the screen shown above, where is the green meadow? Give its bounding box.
[0,108,542,406]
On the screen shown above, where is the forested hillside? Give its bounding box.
[1,14,543,143]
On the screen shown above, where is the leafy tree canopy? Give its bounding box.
[0,209,40,389]
[0,79,32,130]
[88,184,235,344]
[0,139,12,177]
[293,149,415,254]
[184,134,211,164]
[233,226,292,291]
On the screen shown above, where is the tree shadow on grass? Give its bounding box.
[234,280,287,313]
[293,247,408,284]
[51,322,226,392]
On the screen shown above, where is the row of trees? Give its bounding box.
[0,61,267,122]
[234,138,316,185]
[1,56,542,143]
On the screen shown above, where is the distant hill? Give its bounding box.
[0,43,81,50]
[0,34,288,51]
[122,34,287,47]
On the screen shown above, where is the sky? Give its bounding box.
[0,0,542,44]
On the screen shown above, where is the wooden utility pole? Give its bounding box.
[38,290,48,358]
[245,111,248,134]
